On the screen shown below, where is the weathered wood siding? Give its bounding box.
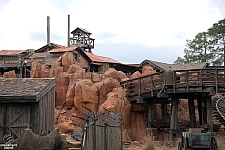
[0,85,55,143]
[32,86,55,135]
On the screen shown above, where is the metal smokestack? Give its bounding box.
[68,14,70,47]
[47,16,50,50]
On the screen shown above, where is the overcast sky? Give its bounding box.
[0,0,224,64]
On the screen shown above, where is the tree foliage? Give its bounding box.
[174,18,225,66]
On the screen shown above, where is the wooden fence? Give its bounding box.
[76,111,122,150]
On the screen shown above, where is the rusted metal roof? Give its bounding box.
[0,50,26,56]
[84,52,120,64]
[35,43,66,53]
[71,27,92,34]
[49,46,78,53]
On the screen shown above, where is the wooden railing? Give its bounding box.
[121,68,225,101]
[173,68,225,93]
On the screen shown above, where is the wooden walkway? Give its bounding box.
[121,68,225,141]
[121,68,225,102]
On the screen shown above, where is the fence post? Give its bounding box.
[93,115,96,150]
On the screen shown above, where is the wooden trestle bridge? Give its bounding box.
[121,68,225,140]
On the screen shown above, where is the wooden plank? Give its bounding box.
[148,103,154,127]
[170,98,179,141]
[206,96,213,132]
[197,98,203,125]
[188,98,196,128]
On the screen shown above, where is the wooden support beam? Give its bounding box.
[170,98,179,141]
[202,97,207,125]
[161,103,167,122]
[206,96,213,132]
[148,103,154,127]
[188,98,196,128]
[197,98,203,125]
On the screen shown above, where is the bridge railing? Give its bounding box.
[122,68,225,100]
[173,68,225,93]
[121,72,164,100]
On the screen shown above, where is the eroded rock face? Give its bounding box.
[74,79,97,116]
[3,70,16,78]
[92,78,121,109]
[55,72,69,106]
[62,52,75,72]
[103,68,128,82]
[142,66,156,76]
[99,87,131,129]
[30,61,42,78]
[67,64,83,74]
[130,103,148,141]
[130,71,141,79]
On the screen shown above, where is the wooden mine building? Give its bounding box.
[0,78,55,143]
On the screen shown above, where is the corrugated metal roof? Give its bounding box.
[0,50,25,56]
[49,46,78,53]
[84,52,120,64]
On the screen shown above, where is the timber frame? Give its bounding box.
[121,68,225,140]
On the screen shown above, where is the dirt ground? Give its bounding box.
[123,130,225,150]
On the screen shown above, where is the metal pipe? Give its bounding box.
[47,16,50,50]
[68,14,70,47]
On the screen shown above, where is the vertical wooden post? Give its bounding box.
[162,103,167,122]
[206,96,213,132]
[188,98,196,128]
[170,98,179,141]
[197,98,203,125]
[93,116,96,150]
[148,103,154,127]
[202,96,207,125]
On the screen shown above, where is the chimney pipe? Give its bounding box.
[47,16,50,49]
[68,14,70,47]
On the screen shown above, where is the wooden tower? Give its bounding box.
[70,27,95,52]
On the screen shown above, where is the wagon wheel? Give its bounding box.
[211,136,218,150]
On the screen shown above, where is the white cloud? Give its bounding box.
[0,0,224,63]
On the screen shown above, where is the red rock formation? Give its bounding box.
[55,72,69,106]
[142,66,156,76]
[3,70,16,78]
[103,68,128,82]
[130,71,141,79]
[103,68,120,81]
[66,81,76,109]
[74,79,97,116]
[67,64,83,74]
[130,103,148,141]
[99,87,131,128]
[62,52,75,72]
[30,61,42,78]
[92,72,103,83]
[92,78,121,109]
